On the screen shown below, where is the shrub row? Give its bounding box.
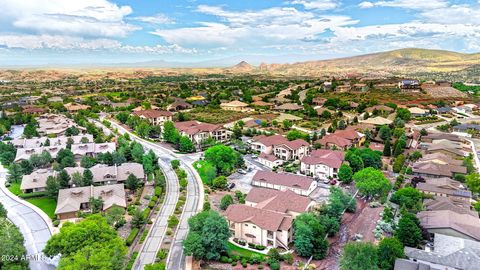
[18,192,49,199]
[126,228,139,246]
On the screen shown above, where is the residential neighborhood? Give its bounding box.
[1,2,480,269]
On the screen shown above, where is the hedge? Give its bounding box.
[143,208,151,219]
[18,192,49,199]
[154,187,162,197]
[126,228,139,246]
[125,251,139,270]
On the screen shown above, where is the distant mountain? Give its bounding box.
[226,61,255,73]
[255,48,480,78]
[1,48,479,81]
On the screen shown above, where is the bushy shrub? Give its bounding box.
[126,228,139,246]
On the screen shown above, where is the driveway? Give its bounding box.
[0,166,56,270]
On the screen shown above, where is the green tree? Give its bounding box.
[44,215,127,270]
[466,173,480,194]
[183,211,231,260]
[83,169,94,186]
[20,160,33,175]
[163,121,180,144]
[135,121,151,138]
[0,203,7,218]
[204,144,241,175]
[179,136,195,153]
[71,172,84,187]
[89,197,104,214]
[23,123,39,138]
[340,242,380,270]
[353,168,392,198]
[57,148,75,168]
[131,143,145,163]
[395,214,422,247]
[338,164,353,184]
[219,195,234,210]
[212,175,228,189]
[171,160,180,170]
[379,125,391,141]
[58,169,71,188]
[125,174,141,191]
[392,154,406,173]
[390,187,422,211]
[396,108,411,121]
[80,156,97,168]
[282,119,293,130]
[0,218,29,269]
[131,208,146,228]
[377,237,404,270]
[393,138,406,157]
[345,153,364,173]
[7,163,23,183]
[383,139,391,157]
[46,176,60,199]
[294,213,329,259]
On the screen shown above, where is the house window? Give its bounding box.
[252,225,256,229]
[244,224,248,227]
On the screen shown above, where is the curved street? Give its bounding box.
[98,119,204,270]
[0,166,56,270]
[133,156,179,269]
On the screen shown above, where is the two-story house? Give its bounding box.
[174,120,231,147]
[132,109,173,126]
[225,187,314,249]
[300,149,344,180]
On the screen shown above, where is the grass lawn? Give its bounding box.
[26,197,57,219]
[7,182,22,196]
[227,242,266,258]
[193,160,215,185]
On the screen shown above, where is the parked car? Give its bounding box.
[227,182,236,190]
[247,167,253,172]
[329,179,337,185]
[251,154,258,159]
[323,179,331,184]
[238,169,247,174]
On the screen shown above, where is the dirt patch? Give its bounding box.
[310,198,384,270]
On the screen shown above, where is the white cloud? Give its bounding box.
[420,4,480,24]
[288,0,339,10]
[0,0,139,38]
[0,34,196,54]
[358,0,448,10]
[153,5,357,47]
[358,2,374,8]
[131,13,175,25]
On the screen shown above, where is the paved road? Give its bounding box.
[0,167,55,270]
[100,119,204,270]
[134,157,179,269]
[166,163,201,270]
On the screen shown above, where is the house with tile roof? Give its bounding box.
[220,100,252,112]
[251,170,317,196]
[316,129,365,150]
[300,149,344,180]
[174,120,231,147]
[132,109,173,126]
[55,184,126,220]
[225,187,315,249]
[417,210,480,241]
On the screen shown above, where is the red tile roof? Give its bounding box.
[246,187,312,214]
[132,109,172,119]
[174,120,222,135]
[225,204,293,231]
[301,149,344,168]
[252,171,314,191]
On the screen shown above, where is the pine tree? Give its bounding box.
[383,139,391,156]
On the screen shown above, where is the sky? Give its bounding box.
[0,0,479,66]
